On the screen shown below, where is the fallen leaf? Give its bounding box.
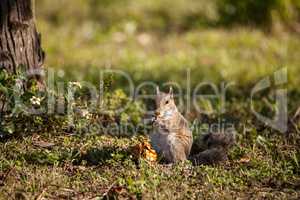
[238,157,251,163]
[131,140,157,162]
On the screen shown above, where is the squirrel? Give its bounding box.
[150,87,235,165]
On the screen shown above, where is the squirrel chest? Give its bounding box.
[150,121,193,163]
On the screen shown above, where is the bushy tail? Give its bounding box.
[189,130,236,165]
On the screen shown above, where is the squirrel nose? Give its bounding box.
[155,110,160,116]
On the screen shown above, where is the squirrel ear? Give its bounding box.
[169,86,173,97]
[156,86,160,95]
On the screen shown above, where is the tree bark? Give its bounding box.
[0,0,45,85]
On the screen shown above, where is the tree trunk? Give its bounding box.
[0,0,45,85]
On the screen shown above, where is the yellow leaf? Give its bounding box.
[131,140,157,162]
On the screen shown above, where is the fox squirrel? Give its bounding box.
[150,87,235,165]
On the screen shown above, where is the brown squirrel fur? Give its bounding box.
[150,87,235,165]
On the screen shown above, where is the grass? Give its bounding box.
[0,132,299,199]
[37,23,300,97]
[0,0,300,199]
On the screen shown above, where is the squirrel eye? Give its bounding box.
[165,100,169,104]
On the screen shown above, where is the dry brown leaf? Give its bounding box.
[131,140,157,162]
[238,157,251,163]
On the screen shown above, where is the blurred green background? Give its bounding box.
[36,0,300,93]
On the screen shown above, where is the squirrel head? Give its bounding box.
[155,86,178,120]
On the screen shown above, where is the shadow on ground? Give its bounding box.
[22,146,131,166]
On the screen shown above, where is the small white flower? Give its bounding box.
[86,113,92,120]
[30,96,41,106]
[81,109,89,117]
[80,109,93,120]
[69,82,82,89]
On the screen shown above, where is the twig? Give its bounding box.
[0,166,15,185]
[289,118,300,134]
[36,187,48,200]
[48,184,76,194]
[293,106,300,120]
[0,96,6,113]
[101,181,117,198]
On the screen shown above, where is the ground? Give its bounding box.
[0,131,299,199]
